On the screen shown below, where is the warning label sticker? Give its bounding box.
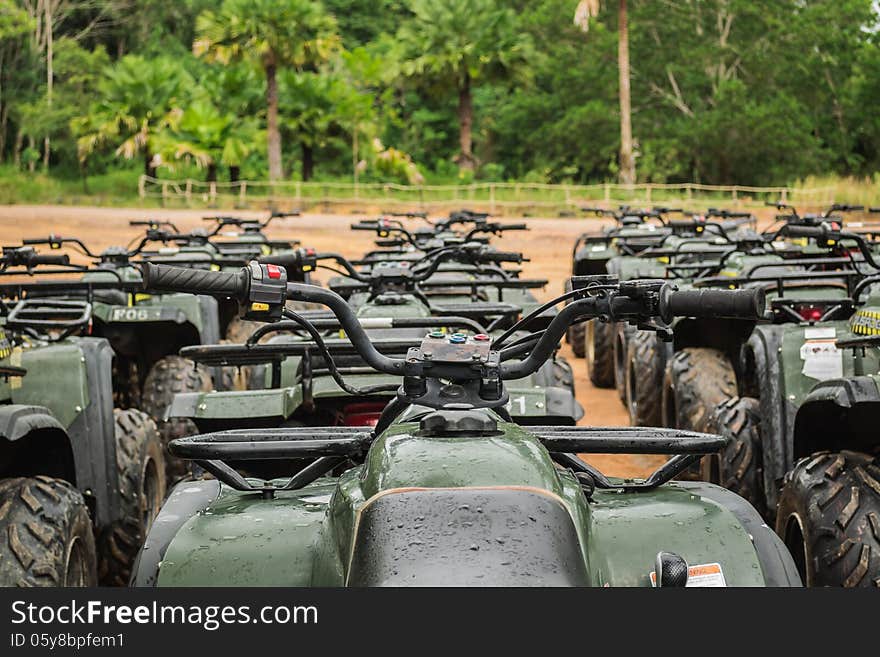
[650,562,727,587]
[800,332,842,381]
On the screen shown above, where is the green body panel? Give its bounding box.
[777,320,880,405]
[586,484,765,586]
[156,419,765,587]
[91,293,205,333]
[6,341,89,428]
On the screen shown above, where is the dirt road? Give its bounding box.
[0,204,662,476]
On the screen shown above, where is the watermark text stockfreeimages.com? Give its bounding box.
[10,600,317,632]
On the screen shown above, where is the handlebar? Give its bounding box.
[141,263,765,385]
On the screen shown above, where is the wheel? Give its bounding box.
[585,319,614,387]
[776,451,880,587]
[612,323,632,401]
[0,476,97,587]
[624,330,664,426]
[662,347,736,432]
[218,339,249,391]
[141,355,212,485]
[97,409,166,586]
[563,279,586,358]
[704,397,766,516]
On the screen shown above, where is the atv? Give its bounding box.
[0,246,165,587]
[164,243,581,435]
[7,234,233,483]
[130,261,799,587]
[704,221,880,586]
[647,208,875,437]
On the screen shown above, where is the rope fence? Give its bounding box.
[138,175,839,213]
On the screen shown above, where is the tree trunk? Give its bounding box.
[265,60,283,181]
[144,151,156,178]
[13,128,22,168]
[27,135,35,172]
[43,0,53,171]
[301,142,314,181]
[617,0,636,185]
[229,165,240,183]
[206,162,217,183]
[457,71,475,172]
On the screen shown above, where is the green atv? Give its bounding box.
[164,246,581,436]
[568,208,752,389]
[705,222,880,586]
[642,211,870,437]
[0,246,165,587]
[9,234,235,482]
[131,261,798,587]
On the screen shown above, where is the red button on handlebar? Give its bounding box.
[266,264,282,279]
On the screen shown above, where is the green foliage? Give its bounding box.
[3,0,880,190]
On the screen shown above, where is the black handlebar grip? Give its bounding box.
[350,222,380,231]
[22,237,52,245]
[779,225,827,239]
[484,251,523,263]
[498,223,528,231]
[140,263,250,301]
[258,252,304,269]
[663,287,765,322]
[32,254,70,266]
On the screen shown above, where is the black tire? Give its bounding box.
[705,397,766,516]
[97,409,166,586]
[563,279,586,358]
[625,330,664,426]
[776,451,880,587]
[585,319,614,387]
[0,476,97,587]
[141,355,212,485]
[612,323,632,401]
[662,347,736,433]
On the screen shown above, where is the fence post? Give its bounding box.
[780,188,788,203]
[732,186,738,202]
[209,182,217,204]
[185,179,192,204]
[645,184,652,204]
[686,184,693,202]
[604,183,610,203]
[489,183,496,215]
[239,181,247,206]
[138,175,146,199]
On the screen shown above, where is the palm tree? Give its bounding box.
[396,0,533,173]
[156,99,258,182]
[575,0,636,184]
[194,0,339,181]
[74,55,190,177]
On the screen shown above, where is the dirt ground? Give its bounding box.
[0,204,662,477]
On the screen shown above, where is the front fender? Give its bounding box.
[0,404,65,440]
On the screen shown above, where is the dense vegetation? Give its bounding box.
[1,0,879,189]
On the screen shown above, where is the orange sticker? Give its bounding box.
[650,562,726,587]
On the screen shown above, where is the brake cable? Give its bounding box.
[281,308,399,396]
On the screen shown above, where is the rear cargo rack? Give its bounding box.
[5,298,92,340]
[168,425,726,496]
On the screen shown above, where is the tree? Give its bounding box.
[396,0,533,173]
[74,54,191,176]
[194,0,340,181]
[156,99,259,182]
[575,0,636,184]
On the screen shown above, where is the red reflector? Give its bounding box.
[266,264,282,279]
[342,402,387,427]
[797,306,823,321]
